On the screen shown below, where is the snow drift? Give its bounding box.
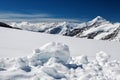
[0,42,120,80]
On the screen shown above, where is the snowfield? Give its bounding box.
[0,27,120,59]
[0,42,120,80]
[0,27,120,80]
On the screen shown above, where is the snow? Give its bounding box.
[87,16,109,26]
[8,16,120,41]
[9,21,76,34]
[96,51,110,64]
[71,55,89,65]
[0,42,120,80]
[0,26,120,79]
[0,16,120,80]
[0,27,120,59]
[28,42,70,65]
[83,23,118,35]
[42,67,65,79]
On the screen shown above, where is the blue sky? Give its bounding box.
[0,0,120,22]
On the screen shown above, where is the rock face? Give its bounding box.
[4,16,120,41]
[0,22,21,30]
[0,22,13,28]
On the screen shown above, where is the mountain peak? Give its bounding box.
[89,16,109,25]
[93,16,106,21]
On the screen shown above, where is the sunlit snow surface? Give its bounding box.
[0,27,120,59]
[0,42,120,80]
[0,27,120,80]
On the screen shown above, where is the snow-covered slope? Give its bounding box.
[0,27,120,59]
[0,42,120,80]
[0,26,120,80]
[8,16,120,42]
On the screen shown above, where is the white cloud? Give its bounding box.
[0,13,50,18]
[0,13,80,22]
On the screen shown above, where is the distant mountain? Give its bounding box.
[65,16,120,41]
[0,22,13,28]
[5,16,120,42]
[0,22,21,30]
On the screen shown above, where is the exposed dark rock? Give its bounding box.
[102,26,120,40]
[80,31,104,39]
[0,22,13,28]
[48,26,62,34]
[64,28,85,37]
[0,68,6,71]
[0,22,22,30]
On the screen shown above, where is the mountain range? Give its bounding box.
[0,16,120,41]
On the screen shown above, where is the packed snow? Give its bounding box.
[0,42,120,80]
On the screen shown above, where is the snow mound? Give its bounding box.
[0,42,120,80]
[29,42,70,66]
